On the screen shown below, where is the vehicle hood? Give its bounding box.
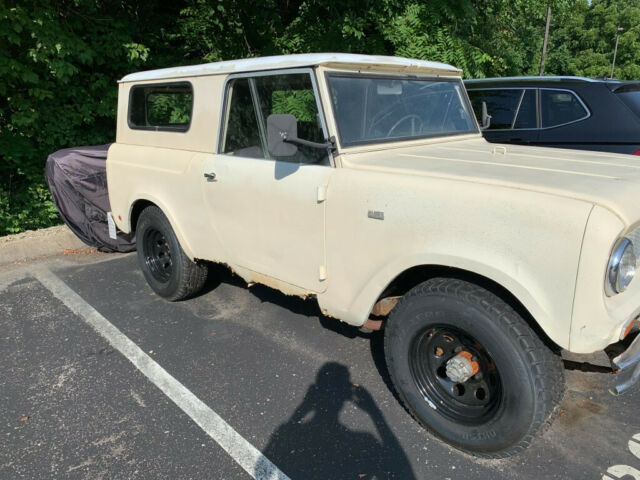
[340,136,640,227]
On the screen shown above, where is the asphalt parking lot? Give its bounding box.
[2,251,640,479]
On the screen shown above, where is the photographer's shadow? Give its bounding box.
[255,362,416,479]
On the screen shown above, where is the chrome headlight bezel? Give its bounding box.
[606,237,636,296]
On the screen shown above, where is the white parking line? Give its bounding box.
[35,268,290,480]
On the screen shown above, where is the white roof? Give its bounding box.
[119,53,461,83]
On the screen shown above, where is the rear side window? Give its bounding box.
[129,82,193,132]
[468,89,522,129]
[540,89,588,128]
[615,87,640,118]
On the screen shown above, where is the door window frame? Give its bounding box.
[467,87,537,131]
[217,68,334,167]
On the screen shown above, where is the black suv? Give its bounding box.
[464,76,640,155]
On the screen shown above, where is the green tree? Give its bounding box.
[381,1,492,77]
[0,1,178,234]
[2,0,640,236]
[546,0,640,79]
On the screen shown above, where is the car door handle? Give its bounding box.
[204,172,217,182]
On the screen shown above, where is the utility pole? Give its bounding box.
[539,6,552,76]
[611,26,624,79]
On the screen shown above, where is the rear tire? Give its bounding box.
[384,278,564,457]
[136,206,207,301]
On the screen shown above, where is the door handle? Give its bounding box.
[204,171,217,182]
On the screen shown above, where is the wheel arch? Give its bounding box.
[372,264,562,352]
[130,199,155,233]
[128,196,197,260]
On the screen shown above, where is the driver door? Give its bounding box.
[202,70,333,293]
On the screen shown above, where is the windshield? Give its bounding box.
[327,74,478,146]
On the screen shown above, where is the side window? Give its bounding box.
[253,73,329,164]
[221,72,329,164]
[513,89,537,129]
[222,78,263,158]
[468,89,523,130]
[540,89,588,128]
[129,82,192,131]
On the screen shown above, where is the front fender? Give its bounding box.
[320,169,594,351]
[344,253,558,345]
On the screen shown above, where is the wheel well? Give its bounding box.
[375,265,560,352]
[130,200,155,233]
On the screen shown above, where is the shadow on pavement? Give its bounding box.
[255,362,416,480]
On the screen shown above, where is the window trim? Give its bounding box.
[217,68,334,166]
[466,87,591,131]
[510,89,526,129]
[127,81,194,133]
[325,71,479,148]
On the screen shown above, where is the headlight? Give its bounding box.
[606,237,636,296]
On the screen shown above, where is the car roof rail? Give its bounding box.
[464,76,600,84]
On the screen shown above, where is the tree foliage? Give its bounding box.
[1,0,639,235]
[546,0,640,79]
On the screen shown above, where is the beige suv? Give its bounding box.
[107,53,640,457]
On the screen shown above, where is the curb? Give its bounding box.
[0,225,89,266]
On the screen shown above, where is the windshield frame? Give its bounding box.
[323,71,480,149]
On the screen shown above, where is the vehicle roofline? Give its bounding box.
[118,53,461,83]
[464,76,601,84]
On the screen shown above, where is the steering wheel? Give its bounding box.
[387,114,424,137]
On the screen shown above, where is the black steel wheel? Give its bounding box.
[409,326,501,426]
[142,227,173,282]
[136,206,207,301]
[384,277,565,457]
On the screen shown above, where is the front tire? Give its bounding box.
[384,278,564,457]
[136,206,207,301]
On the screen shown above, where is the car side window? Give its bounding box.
[222,78,264,158]
[129,82,193,132]
[540,89,588,128]
[468,89,522,130]
[513,89,537,129]
[221,72,329,164]
[253,73,329,164]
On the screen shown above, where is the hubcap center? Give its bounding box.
[445,351,480,383]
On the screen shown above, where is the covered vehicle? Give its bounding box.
[45,144,135,252]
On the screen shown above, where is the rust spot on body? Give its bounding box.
[370,296,400,316]
[245,271,312,299]
[363,318,384,331]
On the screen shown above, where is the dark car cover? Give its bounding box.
[45,144,136,253]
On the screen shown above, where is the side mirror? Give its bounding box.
[267,114,298,157]
[481,101,492,130]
